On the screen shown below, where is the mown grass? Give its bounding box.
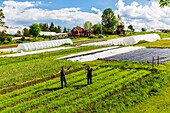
[124,85,170,113]
[136,40,170,48]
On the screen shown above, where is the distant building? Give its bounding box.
[114,27,126,36]
[40,31,68,38]
[71,27,91,38]
[0,26,26,35]
[56,33,68,38]
[155,28,170,33]
[40,31,57,37]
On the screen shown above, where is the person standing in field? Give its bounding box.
[86,65,93,85]
[58,66,71,88]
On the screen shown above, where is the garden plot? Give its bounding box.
[104,48,170,63]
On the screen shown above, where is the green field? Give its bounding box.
[0,60,153,112]
[1,45,170,112]
[137,40,170,48]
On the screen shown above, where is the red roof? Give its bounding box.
[75,27,84,32]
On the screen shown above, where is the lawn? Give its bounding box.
[136,40,170,48]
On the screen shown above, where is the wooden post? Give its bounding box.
[157,56,159,65]
[152,57,154,68]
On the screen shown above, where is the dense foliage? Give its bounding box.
[29,23,41,37]
[102,8,118,35]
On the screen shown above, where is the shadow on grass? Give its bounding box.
[43,87,63,91]
[72,84,88,89]
[35,84,88,93]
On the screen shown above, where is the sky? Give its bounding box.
[0,0,170,33]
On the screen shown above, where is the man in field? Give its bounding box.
[86,65,93,85]
[58,66,71,88]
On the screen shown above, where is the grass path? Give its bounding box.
[124,85,170,113]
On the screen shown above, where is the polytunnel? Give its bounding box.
[17,39,73,51]
[81,33,160,46]
[123,33,160,45]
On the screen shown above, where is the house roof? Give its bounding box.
[75,27,84,32]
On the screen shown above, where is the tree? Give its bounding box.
[23,28,30,37]
[39,23,49,31]
[128,24,135,32]
[141,28,147,32]
[84,21,92,30]
[29,23,41,37]
[63,27,67,33]
[102,8,118,34]
[159,0,170,7]
[49,22,55,32]
[149,0,170,7]
[0,9,5,27]
[16,30,22,37]
[0,30,6,43]
[55,25,61,33]
[92,24,102,35]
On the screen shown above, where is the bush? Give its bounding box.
[7,36,12,43]
[16,40,23,43]
[98,35,105,38]
[21,36,25,41]
[60,43,71,46]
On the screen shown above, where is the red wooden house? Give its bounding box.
[71,27,91,38]
[114,26,126,36]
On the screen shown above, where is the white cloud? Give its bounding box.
[1,0,102,32]
[2,0,169,34]
[115,0,170,31]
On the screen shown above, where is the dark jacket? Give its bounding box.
[87,68,93,77]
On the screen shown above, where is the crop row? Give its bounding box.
[0,67,112,111]
[1,62,155,112]
[4,69,148,112]
[87,71,170,113]
[1,68,122,113]
[55,70,151,113]
[0,66,109,100]
[0,59,83,88]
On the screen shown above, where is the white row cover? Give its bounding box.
[82,34,160,46]
[17,39,73,51]
[0,48,18,53]
[1,47,72,57]
[62,46,144,62]
[58,46,119,59]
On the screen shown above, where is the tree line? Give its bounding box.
[23,23,69,37]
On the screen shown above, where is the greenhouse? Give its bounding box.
[17,39,73,51]
[82,34,160,46]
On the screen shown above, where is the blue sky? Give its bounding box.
[0,0,149,12]
[0,0,170,34]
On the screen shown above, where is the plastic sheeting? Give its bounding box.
[1,47,73,57]
[82,34,160,46]
[17,39,73,51]
[0,48,18,53]
[104,48,170,64]
[61,47,144,62]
